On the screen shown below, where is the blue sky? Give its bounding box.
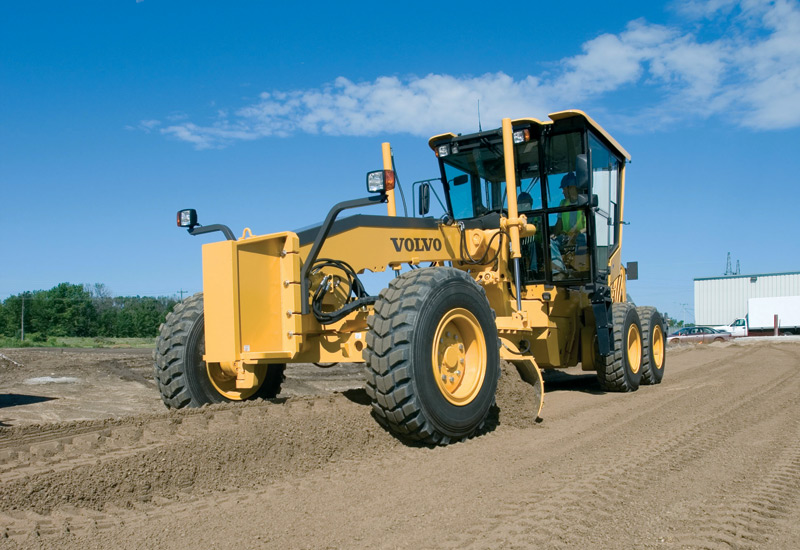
[2,0,799,324]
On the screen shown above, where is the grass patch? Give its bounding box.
[0,335,155,349]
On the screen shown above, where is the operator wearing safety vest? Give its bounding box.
[553,172,586,236]
[551,172,588,276]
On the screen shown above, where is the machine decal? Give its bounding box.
[389,237,443,252]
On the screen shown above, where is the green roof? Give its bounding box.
[694,271,800,282]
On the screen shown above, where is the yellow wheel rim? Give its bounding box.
[432,308,487,406]
[652,323,665,370]
[626,323,642,375]
[206,362,263,400]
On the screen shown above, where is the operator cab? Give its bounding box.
[427,111,629,288]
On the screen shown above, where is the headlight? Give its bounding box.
[513,129,530,143]
[366,170,395,193]
[177,209,197,228]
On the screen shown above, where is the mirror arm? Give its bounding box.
[188,224,236,241]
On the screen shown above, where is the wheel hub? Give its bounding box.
[432,308,487,406]
[626,323,642,375]
[652,324,664,368]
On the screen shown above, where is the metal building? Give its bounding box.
[694,271,800,325]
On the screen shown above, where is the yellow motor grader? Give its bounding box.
[155,110,666,445]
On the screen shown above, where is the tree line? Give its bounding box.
[0,283,178,339]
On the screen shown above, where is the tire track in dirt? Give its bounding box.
[533,344,762,430]
[669,419,800,548]
[661,344,800,549]
[439,342,800,548]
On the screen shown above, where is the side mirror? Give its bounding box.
[576,154,588,189]
[177,209,198,229]
[451,174,469,186]
[626,261,639,280]
[418,183,430,216]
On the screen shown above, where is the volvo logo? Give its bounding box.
[390,237,442,252]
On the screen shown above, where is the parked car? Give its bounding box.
[711,318,747,337]
[668,326,733,344]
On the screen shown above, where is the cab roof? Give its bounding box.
[428,109,631,161]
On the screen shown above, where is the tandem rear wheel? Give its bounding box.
[637,306,666,385]
[153,293,285,408]
[364,268,500,445]
[596,302,644,392]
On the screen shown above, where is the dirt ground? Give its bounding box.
[1,338,799,549]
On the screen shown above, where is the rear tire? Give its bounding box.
[364,268,500,445]
[596,303,643,392]
[153,293,285,408]
[637,306,666,385]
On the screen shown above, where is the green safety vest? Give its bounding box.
[559,199,586,232]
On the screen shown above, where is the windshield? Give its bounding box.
[440,134,545,219]
[440,136,506,219]
[514,137,543,211]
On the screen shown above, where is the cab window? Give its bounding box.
[514,137,543,211]
[544,132,585,207]
[589,133,621,270]
[440,136,506,220]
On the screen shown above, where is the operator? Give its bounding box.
[551,172,588,276]
[554,172,586,236]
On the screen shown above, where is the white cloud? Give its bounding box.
[728,0,800,127]
[154,0,800,148]
[674,0,740,17]
[125,119,161,133]
[161,122,261,150]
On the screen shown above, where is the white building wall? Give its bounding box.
[694,272,800,325]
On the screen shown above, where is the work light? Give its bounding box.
[513,129,530,143]
[177,209,198,228]
[366,170,395,193]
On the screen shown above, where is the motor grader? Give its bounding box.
[155,109,666,445]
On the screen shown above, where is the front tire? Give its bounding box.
[596,303,643,392]
[153,293,285,408]
[364,268,500,445]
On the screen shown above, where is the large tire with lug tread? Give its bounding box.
[364,267,500,445]
[596,302,643,392]
[637,306,666,385]
[153,293,285,408]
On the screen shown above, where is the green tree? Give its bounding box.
[0,300,7,336]
[41,283,96,337]
[1,284,177,339]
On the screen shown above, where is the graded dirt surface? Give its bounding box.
[1,338,799,549]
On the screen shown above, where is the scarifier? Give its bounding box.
[155,110,666,445]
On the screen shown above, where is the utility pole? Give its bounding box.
[178,289,187,301]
